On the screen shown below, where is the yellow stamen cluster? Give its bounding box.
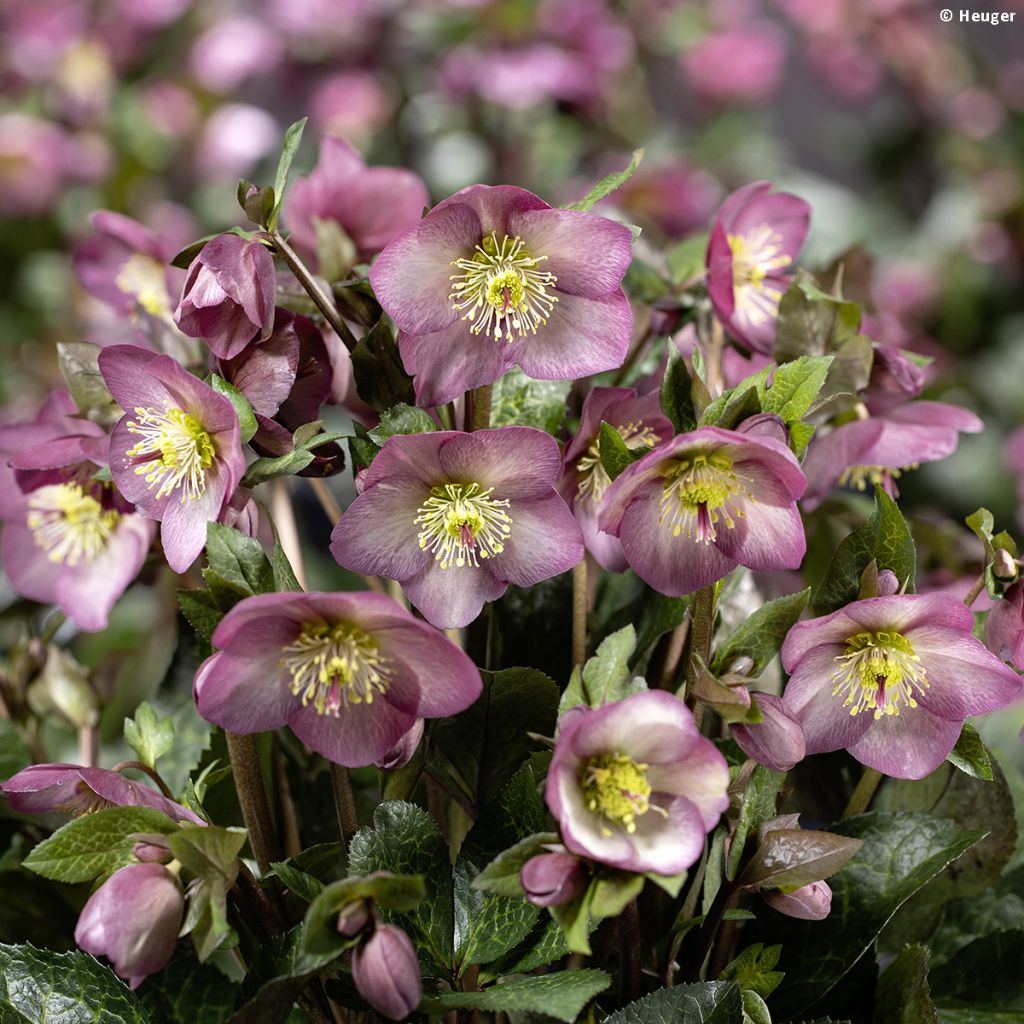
[449,232,558,340]
[125,407,215,502]
[830,629,929,719]
[114,254,172,317]
[838,464,918,492]
[27,483,119,566]
[415,482,512,569]
[582,752,665,837]
[728,226,792,328]
[280,623,390,716]
[658,450,749,542]
[576,421,661,506]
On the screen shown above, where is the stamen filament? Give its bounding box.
[830,629,929,719]
[27,483,119,567]
[125,406,215,502]
[415,482,512,569]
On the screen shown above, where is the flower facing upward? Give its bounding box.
[194,592,481,767]
[706,181,810,354]
[369,184,634,407]
[598,427,807,597]
[330,427,583,629]
[546,691,729,875]
[782,593,1021,779]
[559,386,672,571]
[99,345,244,573]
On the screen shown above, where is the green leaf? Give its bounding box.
[712,588,810,677]
[666,233,709,287]
[350,317,416,412]
[720,943,784,999]
[56,341,122,428]
[228,924,339,1024]
[947,723,993,781]
[347,802,453,973]
[764,812,986,1018]
[0,721,30,781]
[177,589,223,645]
[598,421,643,483]
[929,930,1024,1013]
[203,522,276,607]
[270,860,324,904]
[603,981,743,1024]
[756,354,834,426]
[239,181,275,229]
[167,824,246,883]
[0,943,148,1023]
[876,944,937,1024]
[661,348,698,433]
[22,806,178,883]
[123,701,175,769]
[632,593,688,668]
[738,829,864,890]
[208,374,258,443]
[240,428,346,487]
[269,117,308,231]
[775,278,861,363]
[813,488,916,615]
[367,403,437,446]
[582,625,641,705]
[136,948,240,1024]
[590,871,645,919]
[473,832,560,898]
[423,970,610,1023]
[726,765,785,880]
[565,149,644,211]
[433,667,559,807]
[490,368,572,434]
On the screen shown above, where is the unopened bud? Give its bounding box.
[763,880,832,921]
[351,924,422,1020]
[994,548,1018,581]
[336,898,371,938]
[132,837,172,864]
[876,569,900,596]
[732,693,806,773]
[521,852,586,908]
[31,646,99,729]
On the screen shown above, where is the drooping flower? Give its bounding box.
[1,763,201,824]
[598,426,807,597]
[521,851,587,907]
[286,135,429,269]
[193,591,481,767]
[351,924,422,1021]
[369,184,634,407]
[706,181,811,354]
[763,880,832,920]
[546,691,729,875]
[731,693,806,772]
[781,593,1022,779]
[99,344,244,573]
[559,386,672,571]
[174,234,276,359]
[330,427,583,628]
[985,581,1024,669]
[800,400,983,510]
[75,863,184,988]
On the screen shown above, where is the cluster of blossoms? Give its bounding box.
[1,119,1021,1021]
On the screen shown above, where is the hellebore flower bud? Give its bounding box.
[994,548,1018,581]
[131,836,172,864]
[336,898,371,938]
[374,720,424,771]
[520,852,586,908]
[762,880,832,921]
[351,924,422,1021]
[876,569,900,596]
[732,693,806,773]
[174,234,275,359]
[74,863,184,988]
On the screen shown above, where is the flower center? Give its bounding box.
[26,483,120,567]
[125,407,215,502]
[576,421,661,506]
[114,254,172,318]
[658,451,748,543]
[280,622,390,716]
[728,227,792,328]
[414,482,513,570]
[582,752,659,836]
[449,232,558,341]
[830,629,929,719]
[838,464,918,492]
[55,781,113,817]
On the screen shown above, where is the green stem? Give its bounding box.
[226,732,280,875]
[619,899,643,1004]
[963,571,987,608]
[843,767,883,817]
[330,763,359,852]
[680,877,735,983]
[468,383,493,432]
[269,229,358,352]
[112,759,175,799]
[572,559,588,668]
[684,587,715,695]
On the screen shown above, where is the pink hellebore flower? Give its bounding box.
[559,387,672,571]
[174,234,276,360]
[763,880,832,920]
[781,593,1021,780]
[546,691,729,875]
[520,851,586,907]
[598,427,807,597]
[75,863,184,988]
[369,184,634,407]
[286,136,429,267]
[99,345,244,573]
[985,581,1024,670]
[706,181,811,354]
[194,592,481,768]
[800,400,983,511]
[331,427,583,629]
[1,763,201,824]
[731,693,806,773]
[351,924,422,1021]
[681,24,787,107]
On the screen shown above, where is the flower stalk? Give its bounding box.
[225,731,281,875]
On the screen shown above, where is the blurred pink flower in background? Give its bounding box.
[682,24,786,106]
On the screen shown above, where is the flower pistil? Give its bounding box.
[280,623,391,716]
[415,482,512,569]
[830,629,929,719]
[27,483,119,566]
[125,407,215,501]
